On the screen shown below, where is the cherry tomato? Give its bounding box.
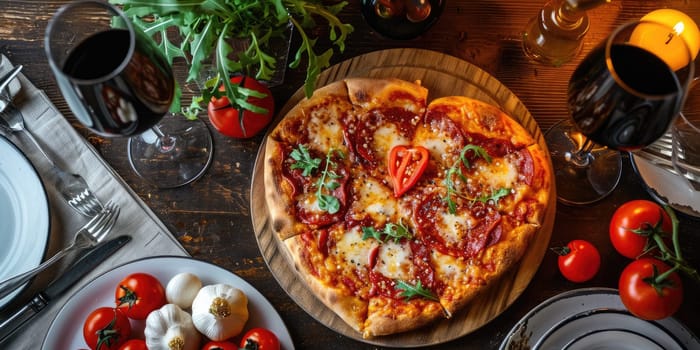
[201,340,238,350]
[619,258,683,320]
[115,272,166,320]
[119,339,147,350]
[83,307,131,350]
[554,240,601,283]
[610,200,672,259]
[387,145,429,197]
[240,327,281,350]
[208,76,274,138]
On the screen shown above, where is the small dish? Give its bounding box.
[630,153,700,217]
[0,136,50,308]
[42,256,295,349]
[500,288,699,350]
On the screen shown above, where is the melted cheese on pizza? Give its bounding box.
[474,157,519,191]
[374,241,414,280]
[349,176,398,226]
[333,226,375,269]
[307,109,345,151]
[373,123,410,160]
[439,212,476,246]
[414,126,458,165]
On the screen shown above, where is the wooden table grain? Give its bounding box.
[1,1,699,349]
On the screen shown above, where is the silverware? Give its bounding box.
[0,65,103,217]
[0,235,131,344]
[636,132,700,191]
[0,201,120,300]
[0,65,22,112]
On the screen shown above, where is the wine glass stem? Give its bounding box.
[150,125,176,153]
[567,136,595,167]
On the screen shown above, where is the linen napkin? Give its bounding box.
[0,56,188,348]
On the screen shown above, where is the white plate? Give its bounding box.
[0,136,50,308]
[500,288,700,350]
[42,256,295,349]
[631,153,700,217]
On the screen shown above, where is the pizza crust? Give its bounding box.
[284,234,368,333]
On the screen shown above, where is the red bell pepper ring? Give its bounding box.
[388,145,429,197]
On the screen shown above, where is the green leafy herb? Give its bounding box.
[290,144,321,176]
[475,187,511,204]
[361,221,413,243]
[109,0,354,119]
[443,145,492,214]
[315,148,345,214]
[396,280,438,301]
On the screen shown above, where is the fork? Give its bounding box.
[0,66,103,217]
[635,132,700,191]
[0,201,120,300]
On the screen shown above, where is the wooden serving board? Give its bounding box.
[250,48,557,347]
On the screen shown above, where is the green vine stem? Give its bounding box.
[652,205,700,283]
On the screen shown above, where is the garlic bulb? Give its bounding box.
[166,272,202,309]
[145,304,201,350]
[191,284,249,341]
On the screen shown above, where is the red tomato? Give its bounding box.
[619,258,683,320]
[554,240,601,283]
[115,273,166,320]
[201,340,238,350]
[239,327,281,350]
[83,307,131,350]
[119,339,147,350]
[610,200,672,259]
[208,76,274,138]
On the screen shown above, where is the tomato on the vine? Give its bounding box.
[240,327,281,350]
[553,239,601,283]
[610,200,672,259]
[118,339,147,350]
[115,272,166,320]
[207,76,275,139]
[619,257,683,320]
[83,307,131,350]
[201,340,238,350]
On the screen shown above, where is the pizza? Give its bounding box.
[263,77,552,338]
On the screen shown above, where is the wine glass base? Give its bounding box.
[128,116,214,189]
[546,120,622,205]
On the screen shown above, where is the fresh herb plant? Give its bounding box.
[290,144,321,176]
[396,280,438,301]
[315,148,345,214]
[475,187,511,204]
[443,144,510,213]
[361,221,413,243]
[109,0,353,119]
[443,145,491,213]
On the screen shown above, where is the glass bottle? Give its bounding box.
[522,0,610,66]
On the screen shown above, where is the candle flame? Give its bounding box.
[673,21,685,36]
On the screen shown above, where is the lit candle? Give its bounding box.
[629,9,700,71]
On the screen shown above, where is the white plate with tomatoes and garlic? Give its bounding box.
[42,256,294,350]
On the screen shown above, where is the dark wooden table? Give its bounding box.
[2,1,699,349]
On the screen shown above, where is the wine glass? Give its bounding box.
[546,19,695,205]
[44,0,213,189]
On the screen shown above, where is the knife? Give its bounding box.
[0,234,131,344]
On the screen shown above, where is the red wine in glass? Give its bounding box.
[59,29,174,137]
[545,19,694,205]
[46,1,213,188]
[569,43,684,151]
